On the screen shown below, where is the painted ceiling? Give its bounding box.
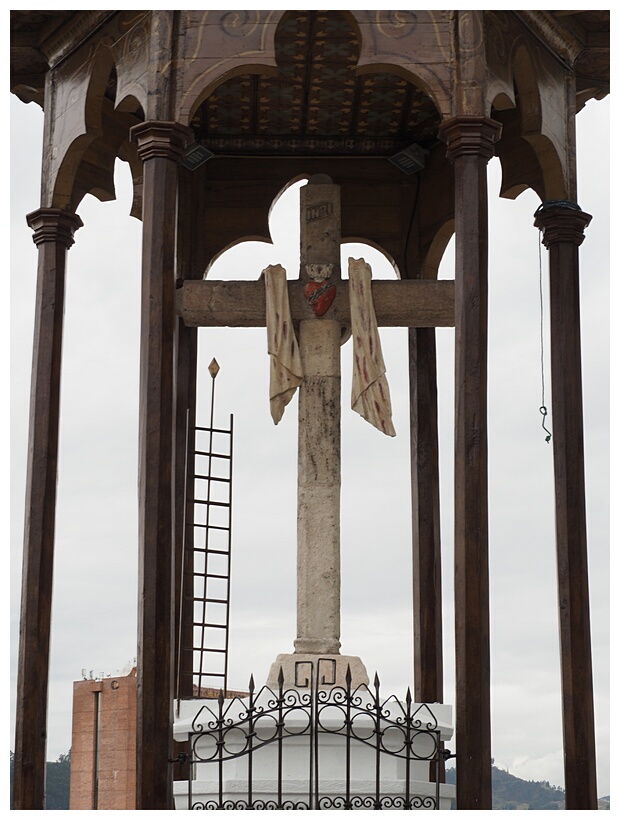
[191,11,441,157]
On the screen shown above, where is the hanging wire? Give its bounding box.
[538,231,552,443]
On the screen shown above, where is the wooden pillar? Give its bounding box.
[14,208,82,810]
[409,325,444,784]
[130,120,191,810]
[534,201,597,809]
[440,116,501,810]
[172,318,196,784]
[409,326,443,704]
[175,167,201,703]
[174,318,197,703]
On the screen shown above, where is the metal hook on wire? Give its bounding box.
[538,231,551,444]
[539,405,552,443]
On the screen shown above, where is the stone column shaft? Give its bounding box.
[295,318,342,654]
[14,208,82,810]
[534,202,597,809]
[294,177,342,656]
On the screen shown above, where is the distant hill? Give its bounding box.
[10,751,71,810]
[445,766,610,810]
[10,751,608,810]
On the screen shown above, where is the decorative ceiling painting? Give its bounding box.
[191,11,441,156]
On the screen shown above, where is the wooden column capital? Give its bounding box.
[439,116,502,162]
[131,120,193,164]
[26,208,83,248]
[534,201,592,248]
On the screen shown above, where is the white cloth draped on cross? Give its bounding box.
[264,258,396,436]
[265,264,304,425]
[348,258,396,436]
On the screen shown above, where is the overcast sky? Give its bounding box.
[10,88,610,795]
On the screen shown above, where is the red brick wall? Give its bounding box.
[69,673,136,809]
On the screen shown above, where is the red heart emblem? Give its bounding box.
[303,281,336,317]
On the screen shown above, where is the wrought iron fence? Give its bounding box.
[177,659,451,810]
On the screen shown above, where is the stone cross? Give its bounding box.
[177,175,454,686]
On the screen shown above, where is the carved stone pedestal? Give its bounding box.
[266,653,370,690]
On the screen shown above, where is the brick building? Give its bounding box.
[69,668,248,809]
[69,670,137,810]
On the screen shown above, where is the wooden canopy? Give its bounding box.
[11,9,609,811]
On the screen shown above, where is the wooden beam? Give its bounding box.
[131,120,192,811]
[14,209,82,810]
[172,319,196,784]
[409,326,445,784]
[534,202,598,809]
[177,279,455,328]
[440,115,502,811]
[409,326,443,704]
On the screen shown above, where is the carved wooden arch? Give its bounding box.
[512,44,566,200]
[196,170,404,277]
[191,153,422,282]
[202,174,311,278]
[202,171,401,283]
[48,46,116,209]
[510,44,542,135]
[181,9,362,124]
[276,5,450,117]
[493,42,567,203]
[180,9,446,132]
[423,53,567,280]
[177,10,283,125]
[51,46,145,213]
[354,10,453,118]
[421,219,455,281]
[111,13,150,117]
[182,10,444,280]
[339,235,400,279]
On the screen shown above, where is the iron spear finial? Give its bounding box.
[208,358,220,379]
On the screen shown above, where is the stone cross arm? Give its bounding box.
[176,278,455,329]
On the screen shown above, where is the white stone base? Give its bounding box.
[174,694,455,810]
[174,776,454,811]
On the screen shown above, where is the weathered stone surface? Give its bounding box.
[266,653,369,689]
[176,279,455,328]
[295,300,342,654]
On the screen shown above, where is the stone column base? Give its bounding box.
[266,653,369,689]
